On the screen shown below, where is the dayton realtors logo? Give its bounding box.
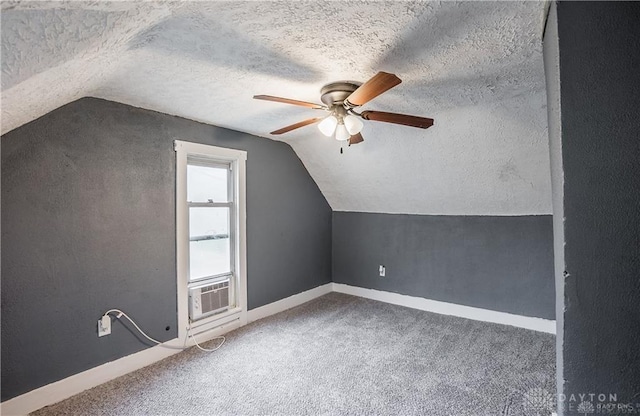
[557,392,640,415]
[521,390,640,415]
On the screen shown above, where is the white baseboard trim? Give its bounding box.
[2,281,552,415]
[1,344,178,416]
[1,283,332,415]
[0,318,240,416]
[331,283,556,335]
[247,282,333,323]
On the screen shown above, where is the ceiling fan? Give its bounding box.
[253,72,434,146]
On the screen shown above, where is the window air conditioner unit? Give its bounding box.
[189,279,230,321]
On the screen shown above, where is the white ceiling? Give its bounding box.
[1,1,552,216]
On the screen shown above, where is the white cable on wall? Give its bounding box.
[102,309,225,352]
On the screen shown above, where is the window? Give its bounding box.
[175,141,247,337]
[187,161,233,282]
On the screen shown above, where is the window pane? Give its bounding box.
[187,164,228,203]
[189,207,230,280]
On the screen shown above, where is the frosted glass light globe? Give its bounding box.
[335,123,350,141]
[344,114,364,135]
[318,115,338,136]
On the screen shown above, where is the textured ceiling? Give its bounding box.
[1,1,552,215]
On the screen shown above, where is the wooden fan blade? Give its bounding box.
[348,132,364,145]
[270,117,323,135]
[345,72,402,107]
[360,110,434,129]
[254,95,324,109]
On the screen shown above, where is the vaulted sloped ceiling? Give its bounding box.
[1,1,551,215]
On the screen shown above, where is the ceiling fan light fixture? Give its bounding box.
[334,123,350,141]
[344,114,364,135]
[254,72,434,146]
[318,115,338,136]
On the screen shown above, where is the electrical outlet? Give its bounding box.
[98,315,111,337]
[379,265,386,277]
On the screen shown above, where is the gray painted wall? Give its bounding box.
[543,1,565,402]
[556,1,640,409]
[333,212,555,319]
[1,97,332,401]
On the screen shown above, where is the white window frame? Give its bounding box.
[174,140,247,340]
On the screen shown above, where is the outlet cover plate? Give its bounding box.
[98,317,111,337]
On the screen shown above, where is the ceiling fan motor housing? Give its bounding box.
[320,82,361,114]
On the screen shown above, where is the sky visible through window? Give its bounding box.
[187,164,227,203]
